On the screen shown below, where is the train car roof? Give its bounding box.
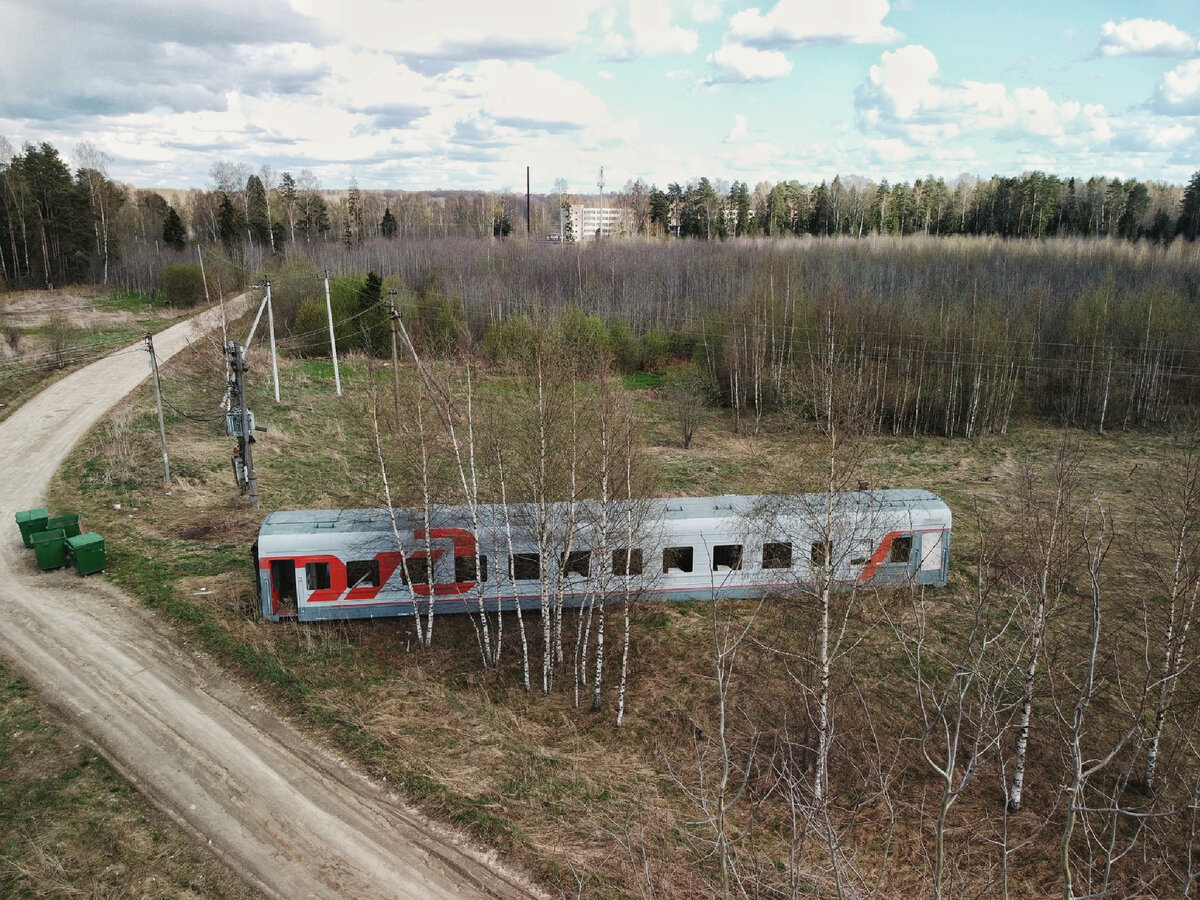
[258,489,950,537]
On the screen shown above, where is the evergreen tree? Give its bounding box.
[648,187,670,236]
[279,171,297,243]
[1178,170,1200,241]
[357,270,389,356]
[729,181,750,236]
[246,174,270,245]
[217,192,240,248]
[163,206,187,250]
[380,206,397,238]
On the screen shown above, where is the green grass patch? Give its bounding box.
[623,371,663,390]
[95,289,170,314]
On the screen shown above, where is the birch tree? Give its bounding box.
[1138,429,1200,795]
[890,517,1013,899]
[1006,436,1082,813]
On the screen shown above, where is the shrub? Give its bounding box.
[45,313,81,368]
[159,263,205,307]
[292,299,333,358]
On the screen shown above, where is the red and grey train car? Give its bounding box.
[253,489,952,622]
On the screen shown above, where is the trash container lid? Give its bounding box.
[67,532,104,550]
[16,507,50,524]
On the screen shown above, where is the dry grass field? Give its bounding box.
[38,312,1200,899]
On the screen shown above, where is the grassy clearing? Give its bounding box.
[0,288,186,421]
[0,661,260,899]
[44,319,1198,898]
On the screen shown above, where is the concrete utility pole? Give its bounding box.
[145,332,171,486]
[227,340,260,508]
[244,281,281,403]
[324,269,342,396]
[388,288,401,423]
[265,279,280,403]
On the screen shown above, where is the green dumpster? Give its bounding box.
[66,532,106,576]
[46,514,81,539]
[16,508,49,548]
[31,528,68,570]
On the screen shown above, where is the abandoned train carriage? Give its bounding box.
[253,489,952,622]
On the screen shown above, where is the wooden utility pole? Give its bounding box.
[145,332,171,486]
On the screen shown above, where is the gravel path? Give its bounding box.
[0,299,535,900]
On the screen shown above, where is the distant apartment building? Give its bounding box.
[555,203,629,241]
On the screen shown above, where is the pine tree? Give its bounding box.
[217,193,240,248]
[1178,170,1200,241]
[380,207,397,238]
[163,206,187,251]
[246,175,270,245]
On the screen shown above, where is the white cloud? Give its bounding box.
[475,60,610,130]
[1097,18,1198,58]
[867,45,940,117]
[858,45,1113,148]
[293,0,603,63]
[868,137,916,164]
[692,0,725,23]
[602,0,698,60]
[629,0,699,55]
[708,42,793,81]
[727,114,749,141]
[1145,121,1195,149]
[729,0,900,48]
[1156,59,1200,114]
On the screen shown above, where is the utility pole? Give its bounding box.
[597,165,604,241]
[265,279,280,403]
[324,269,342,396]
[145,332,171,486]
[388,288,401,423]
[227,340,260,508]
[526,165,531,239]
[244,281,282,403]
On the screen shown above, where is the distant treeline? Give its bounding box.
[247,237,1200,438]
[3,137,1200,292]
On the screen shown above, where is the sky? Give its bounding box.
[1,0,1199,194]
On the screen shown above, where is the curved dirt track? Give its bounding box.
[0,300,535,900]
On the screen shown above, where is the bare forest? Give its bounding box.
[7,139,1200,898]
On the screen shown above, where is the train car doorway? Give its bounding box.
[270,559,298,616]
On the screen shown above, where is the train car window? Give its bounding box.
[762,542,792,569]
[889,535,913,564]
[810,541,833,567]
[712,544,743,571]
[455,554,488,583]
[612,548,643,576]
[305,562,331,591]
[663,546,694,573]
[561,551,590,578]
[347,559,380,589]
[399,557,431,585]
[511,553,541,581]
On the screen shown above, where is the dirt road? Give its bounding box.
[0,301,535,900]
